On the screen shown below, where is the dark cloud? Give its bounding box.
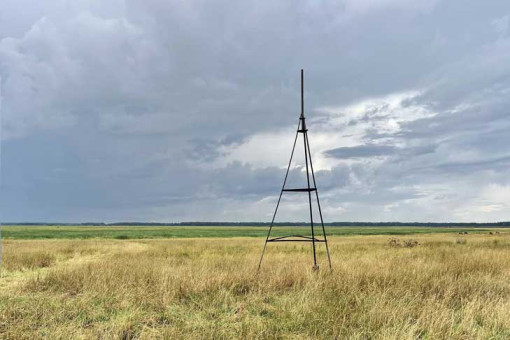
[1,0,510,222]
[325,144,396,159]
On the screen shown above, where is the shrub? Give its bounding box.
[403,239,419,248]
[388,238,419,248]
[388,238,400,247]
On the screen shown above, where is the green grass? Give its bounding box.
[0,225,497,240]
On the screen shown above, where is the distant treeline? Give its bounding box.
[4,222,510,227]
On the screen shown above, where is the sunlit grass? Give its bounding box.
[1,233,509,338]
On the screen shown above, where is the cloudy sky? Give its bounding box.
[1,0,510,223]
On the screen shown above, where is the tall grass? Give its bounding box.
[1,234,509,339]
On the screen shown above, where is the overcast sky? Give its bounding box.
[1,0,510,223]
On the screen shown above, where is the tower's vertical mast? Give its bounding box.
[301,70,304,118]
[301,70,318,268]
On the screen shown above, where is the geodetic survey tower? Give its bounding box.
[258,70,332,270]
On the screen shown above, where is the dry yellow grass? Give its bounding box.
[1,233,510,339]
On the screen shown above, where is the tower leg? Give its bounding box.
[306,133,332,269]
[258,129,300,271]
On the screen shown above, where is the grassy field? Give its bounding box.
[0,227,510,339]
[0,225,497,239]
[1,228,509,339]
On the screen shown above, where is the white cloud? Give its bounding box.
[343,0,438,14]
[216,91,435,171]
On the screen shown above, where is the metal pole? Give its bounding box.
[301,70,304,119]
[305,133,332,269]
[301,70,318,269]
[258,123,300,271]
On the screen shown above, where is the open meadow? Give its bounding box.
[1,226,510,339]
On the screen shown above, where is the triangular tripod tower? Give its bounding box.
[258,69,332,270]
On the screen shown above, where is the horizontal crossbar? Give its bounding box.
[267,235,326,243]
[297,129,308,133]
[267,239,326,243]
[282,188,316,192]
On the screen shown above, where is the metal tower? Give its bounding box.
[258,69,332,270]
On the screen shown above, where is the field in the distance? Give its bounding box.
[1,226,510,339]
[0,225,498,239]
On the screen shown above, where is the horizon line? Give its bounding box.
[3,221,510,226]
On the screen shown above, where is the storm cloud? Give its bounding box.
[1,0,510,222]
[325,144,396,159]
